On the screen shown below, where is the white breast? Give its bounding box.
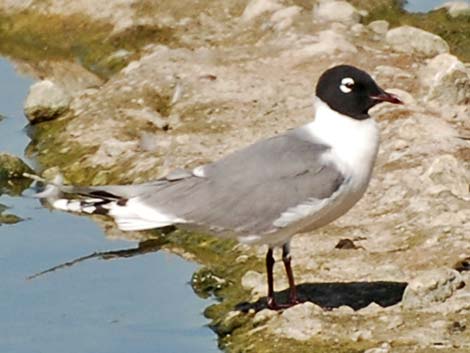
[244,99,381,247]
[305,97,380,191]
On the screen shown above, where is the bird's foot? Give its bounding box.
[266,297,303,310]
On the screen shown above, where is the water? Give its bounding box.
[404,0,460,12]
[0,58,218,353]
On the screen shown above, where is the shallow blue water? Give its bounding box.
[404,0,458,12]
[0,58,219,353]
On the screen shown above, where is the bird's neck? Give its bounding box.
[305,98,380,175]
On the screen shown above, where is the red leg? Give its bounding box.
[265,244,301,310]
[282,243,300,306]
[266,248,278,309]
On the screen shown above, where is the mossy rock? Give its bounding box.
[0,203,22,225]
[0,153,34,196]
[0,153,33,179]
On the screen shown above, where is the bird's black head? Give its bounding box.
[315,65,402,120]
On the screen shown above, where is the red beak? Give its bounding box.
[370,91,403,105]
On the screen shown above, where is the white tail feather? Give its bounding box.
[107,198,186,231]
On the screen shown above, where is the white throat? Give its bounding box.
[305,97,380,177]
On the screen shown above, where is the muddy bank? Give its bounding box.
[1,0,469,352]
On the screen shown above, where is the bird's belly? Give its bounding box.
[298,170,371,232]
[266,173,371,246]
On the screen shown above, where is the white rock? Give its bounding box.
[351,23,366,35]
[374,65,415,80]
[138,132,159,152]
[270,6,302,31]
[122,108,169,130]
[437,1,470,17]
[421,154,470,199]
[358,302,383,315]
[420,53,470,105]
[364,343,391,353]
[385,26,449,58]
[273,302,323,340]
[351,329,372,342]
[106,49,132,62]
[368,20,389,35]
[241,270,265,296]
[122,60,142,75]
[333,305,355,315]
[288,30,357,61]
[24,80,71,124]
[313,1,361,24]
[241,0,283,22]
[253,308,278,325]
[402,268,464,309]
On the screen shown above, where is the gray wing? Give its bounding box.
[136,128,345,235]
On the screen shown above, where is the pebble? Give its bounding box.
[364,343,391,353]
[368,20,389,35]
[253,308,278,325]
[24,80,71,124]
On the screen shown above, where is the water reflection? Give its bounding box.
[27,237,168,280]
[0,57,219,353]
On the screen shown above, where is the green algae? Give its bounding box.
[0,204,22,225]
[0,153,33,179]
[26,115,100,184]
[0,9,177,79]
[0,152,33,197]
[351,0,470,62]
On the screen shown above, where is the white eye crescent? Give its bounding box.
[339,77,355,93]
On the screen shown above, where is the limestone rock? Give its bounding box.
[421,154,470,199]
[420,53,470,105]
[288,30,357,62]
[313,1,361,24]
[385,26,449,58]
[241,270,265,297]
[273,302,323,340]
[24,80,71,124]
[364,343,391,353]
[122,108,169,130]
[437,2,470,17]
[253,308,278,325]
[20,61,104,96]
[368,20,389,35]
[402,268,464,309]
[241,0,282,22]
[270,6,302,31]
[351,23,366,35]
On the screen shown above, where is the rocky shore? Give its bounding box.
[1,0,469,352]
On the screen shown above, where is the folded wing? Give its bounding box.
[45,129,345,236]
